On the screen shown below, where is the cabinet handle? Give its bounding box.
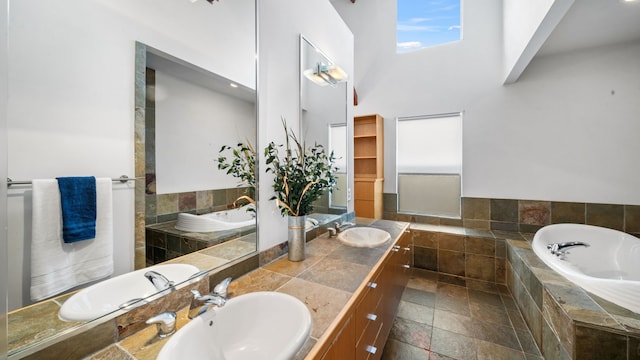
[402,264,411,269]
[391,247,399,252]
[367,282,377,289]
[366,313,377,321]
[403,247,411,251]
[366,345,377,354]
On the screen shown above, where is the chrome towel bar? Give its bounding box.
[6,175,135,187]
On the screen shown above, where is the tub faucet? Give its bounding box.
[144,270,175,292]
[547,241,590,256]
[188,277,232,319]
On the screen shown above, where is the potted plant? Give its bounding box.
[265,118,338,261]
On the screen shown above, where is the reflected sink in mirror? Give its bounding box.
[157,291,312,360]
[337,227,391,248]
[58,264,199,322]
[175,204,256,232]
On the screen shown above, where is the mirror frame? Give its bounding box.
[299,34,349,215]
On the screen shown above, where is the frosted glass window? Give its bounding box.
[397,113,462,217]
[397,114,462,174]
[397,0,462,53]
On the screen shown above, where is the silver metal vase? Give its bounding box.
[288,215,306,261]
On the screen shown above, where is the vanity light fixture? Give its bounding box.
[303,62,348,87]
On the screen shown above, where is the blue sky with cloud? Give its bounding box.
[397,0,461,53]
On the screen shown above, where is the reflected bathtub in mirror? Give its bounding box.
[175,204,256,232]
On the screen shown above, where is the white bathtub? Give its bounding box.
[175,204,256,232]
[532,223,640,314]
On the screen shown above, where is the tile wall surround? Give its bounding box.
[410,224,511,288]
[384,194,640,237]
[145,226,256,266]
[506,239,640,360]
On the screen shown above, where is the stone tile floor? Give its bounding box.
[382,269,544,360]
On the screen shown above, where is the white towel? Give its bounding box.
[30,178,114,301]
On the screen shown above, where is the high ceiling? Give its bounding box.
[537,0,640,56]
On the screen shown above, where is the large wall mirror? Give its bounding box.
[5,0,256,357]
[299,35,348,225]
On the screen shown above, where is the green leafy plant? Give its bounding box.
[216,140,256,209]
[265,118,337,217]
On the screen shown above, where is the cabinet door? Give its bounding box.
[321,314,356,360]
[355,200,375,218]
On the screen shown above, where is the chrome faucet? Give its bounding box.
[335,222,355,233]
[146,312,177,338]
[144,270,175,292]
[547,241,590,256]
[188,277,232,319]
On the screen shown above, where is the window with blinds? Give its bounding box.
[396,113,462,217]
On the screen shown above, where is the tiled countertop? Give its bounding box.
[97,218,409,360]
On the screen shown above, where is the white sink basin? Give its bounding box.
[157,291,311,360]
[337,227,391,248]
[58,264,199,322]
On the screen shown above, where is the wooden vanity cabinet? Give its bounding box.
[316,230,412,360]
[320,314,356,360]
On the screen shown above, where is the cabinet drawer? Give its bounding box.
[356,297,384,360]
[368,320,387,360]
[355,273,382,338]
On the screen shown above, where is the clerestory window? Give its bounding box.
[397,0,462,53]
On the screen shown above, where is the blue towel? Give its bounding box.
[56,176,97,243]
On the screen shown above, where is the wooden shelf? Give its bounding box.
[354,134,376,139]
[353,114,384,219]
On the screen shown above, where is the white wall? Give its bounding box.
[155,71,256,194]
[333,0,640,206]
[6,0,254,310]
[258,0,354,251]
[503,0,573,83]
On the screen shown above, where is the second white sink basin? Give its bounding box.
[337,227,391,248]
[58,264,199,322]
[157,291,312,360]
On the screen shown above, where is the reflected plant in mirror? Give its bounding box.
[216,140,257,209]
